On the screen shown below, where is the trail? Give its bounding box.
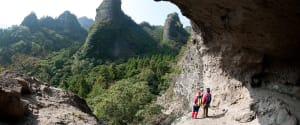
[172,107,259,125]
[171,88,300,125]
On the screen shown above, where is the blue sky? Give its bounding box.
[0,0,190,28]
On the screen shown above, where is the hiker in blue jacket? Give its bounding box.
[202,88,212,118]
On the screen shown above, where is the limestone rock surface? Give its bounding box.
[0,71,104,125]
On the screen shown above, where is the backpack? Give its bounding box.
[197,96,202,106]
[206,94,211,104]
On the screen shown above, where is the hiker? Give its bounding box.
[192,88,203,119]
[202,88,212,118]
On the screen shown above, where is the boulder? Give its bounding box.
[0,71,104,125]
[235,111,256,123]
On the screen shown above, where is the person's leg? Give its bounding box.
[195,106,199,118]
[192,105,197,118]
[205,105,208,117]
[192,106,199,118]
[203,104,206,118]
[192,112,195,118]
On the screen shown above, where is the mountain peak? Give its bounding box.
[167,12,180,21]
[61,10,72,15]
[21,12,39,30]
[55,11,87,41]
[57,10,77,21]
[76,0,159,62]
[78,17,94,30]
[95,0,123,22]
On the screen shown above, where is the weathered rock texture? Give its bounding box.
[156,0,300,124]
[95,0,122,22]
[163,12,189,48]
[0,71,104,125]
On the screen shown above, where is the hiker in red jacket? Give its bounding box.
[202,88,211,118]
[192,88,203,119]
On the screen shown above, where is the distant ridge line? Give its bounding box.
[0,24,12,29]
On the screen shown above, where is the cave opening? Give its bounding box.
[153,0,300,125]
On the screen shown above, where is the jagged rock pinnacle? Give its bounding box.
[21,12,39,31]
[76,0,158,62]
[95,0,123,22]
[163,12,188,46]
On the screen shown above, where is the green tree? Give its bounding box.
[78,78,89,98]
[94,81,153,125]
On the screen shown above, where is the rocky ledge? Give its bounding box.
[0,71,104,125]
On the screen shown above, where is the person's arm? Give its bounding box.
[202,94,207,104]
[194,96,197,105]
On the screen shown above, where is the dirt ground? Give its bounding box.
[172,107,259,125]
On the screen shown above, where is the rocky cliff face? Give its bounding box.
[95,0,123,22]
[0,71,104,125]
[156,0,300,124]
[163,12,188,48]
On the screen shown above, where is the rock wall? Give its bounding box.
[0,71,104,125]
[156,0,300,124]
